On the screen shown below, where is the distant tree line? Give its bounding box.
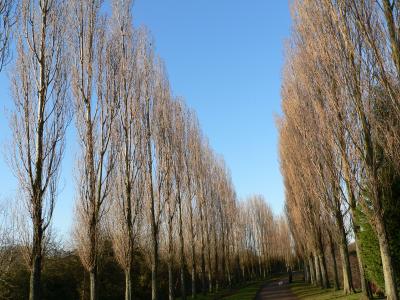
[0,0,294,299]
[279,1,400,300]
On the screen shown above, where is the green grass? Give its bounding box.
[290,281,362,300]
[177,281,264,300]
[223,281,264,300]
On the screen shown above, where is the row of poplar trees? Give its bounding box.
[279,1,400,300]
[0,0,295,300]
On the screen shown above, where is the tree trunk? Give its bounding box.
[168,262,174,300]
[191,259,196,299]
[168,218,174,300]
[29,251,41,300]
[125,185,134,300]
[288,266,293,284]
[341,131,373,298]
[339,244,354,294]
[314,253,321,286]
[189,201,196,299]
[319,253,329,289]
[90,269,97,300]
[29,18,46,297]
[225,233,232,287]
[88,217,98,300]
[354,234,373,299]
[180,265,186,300]
[226,258,232,288]
[214,231,219,292]
[303,260,309,283]
[308,256,315,285]
[151,234,159,300]
[375,215,399,300]
[29,215,42,300]
[125,269,132,300]
[344,173,372,298]
[207,234,213,293]
[336,211,354,294]
[258,256,262,279]
[199,207,206,294]
[145,94,158,300]
[221,226,226,286]
[317,232,329,289]
[250,257,255,279]
[178,197,186,300]
[329,237,339,290]
[208,268,212,293]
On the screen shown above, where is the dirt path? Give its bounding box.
[255,279,299,300]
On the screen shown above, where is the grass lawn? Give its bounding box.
[223,281,264,300]
[290,281,362,300]
[177,280,264,300]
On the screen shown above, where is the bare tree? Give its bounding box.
[140,47,174,299]
[184,111,201,299]
[247,195,273,279]
[281,1,400,299]
[107,1,144,299]
[69,1,117,299]
[0,0,15,71]
[170,99,191,300]
[158,96,177,300]
[9,0,69,298]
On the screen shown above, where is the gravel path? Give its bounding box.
[255,279,299,300]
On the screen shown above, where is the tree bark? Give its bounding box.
[305,260,310,283]
[354,232,373,299]
[90,269,97,300]
[206,222,212,293]
[199,205,206,294]
[208,268,212,293]
[146,98,158,300]
[314,253,321,286]
[258,256,262,279]
[29,8,47,299]
[168,218,174,300]
[221,221,226,286]
[342,155,372,298]
[151,235,159,300]
[317,231,329,289]
[336,213,354,294]
[125,269,132,300]
[226,238,232,288]
[124,181,134,300]
[288,266,293,284]
[214,229,219,292]
[29,232,42,300]
[328,233,339,290]
[318,252,329,289]
[375,214,399,300]
[178,195,186,300]
[168,261,174,300]
[308,256,315,285]
[188,197,196,299]
[339,243,354,294]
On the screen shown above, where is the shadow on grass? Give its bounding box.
[290,281,362,300]
[177,281,264,300]
[224,283,264,300]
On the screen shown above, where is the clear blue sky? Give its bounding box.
[0,1,291,237]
